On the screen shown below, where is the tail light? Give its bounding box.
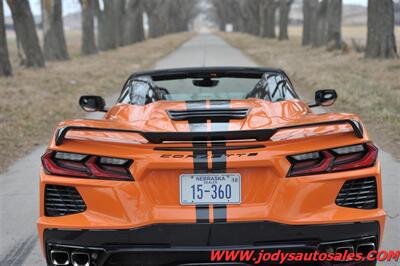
[287,143,378,177]
[41,150,133,180]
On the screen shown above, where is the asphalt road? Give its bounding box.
[0,34,398,266]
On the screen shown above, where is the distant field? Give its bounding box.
[220,32,400,160]
[288,25,400,47]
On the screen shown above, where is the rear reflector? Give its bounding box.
[287,143,377,177]
[42,150,133,180]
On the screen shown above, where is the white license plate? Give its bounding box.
[180,173,241,205]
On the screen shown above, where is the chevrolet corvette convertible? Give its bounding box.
[38,67,385,266]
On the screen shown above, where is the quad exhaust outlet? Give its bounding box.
[71,251,90,266]
[50,250,70,266]
[356,242,376,258]
[50,249,91,266]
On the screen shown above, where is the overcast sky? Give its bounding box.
[4,0,368,17]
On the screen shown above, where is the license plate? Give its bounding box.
[180,173,241,205]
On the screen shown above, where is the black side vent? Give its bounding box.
[167,108,249,121]
[336,177,377,209]
[45,185,86,217]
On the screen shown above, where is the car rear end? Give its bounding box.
[38,120,384,266]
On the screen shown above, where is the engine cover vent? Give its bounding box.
[167,108,249,121]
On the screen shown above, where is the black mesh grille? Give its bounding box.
[336,177,377,209]
[45,185,86,217]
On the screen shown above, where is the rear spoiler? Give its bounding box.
[54,119,363,146]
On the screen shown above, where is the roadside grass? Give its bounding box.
[0,32,192,172]
[219,32,400,160]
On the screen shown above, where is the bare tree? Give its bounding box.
[6,0,45,67]
[95,0,118,51]
[260,0,279,38]
[278,0,294,40]
[144,0,165,38]
[211,0,246,33]
[42,0,69,60]
[173,0,199,32]
[311,0,328,47]
[145,0,197,38]
[302,0,315,45]
[122,0,144,45]
[365,0,398,58]
[79,0,97,55]
[240,0,261,35]
[211,0,262,34]
[212,0,229,31]
[326,0,342,49]
[0,0,12,76]
[114,0,125,46]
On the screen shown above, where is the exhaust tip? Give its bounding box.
[71,252,90,266]
[50,250,70,266]
[335,246,354,254]
[357,242,376,258]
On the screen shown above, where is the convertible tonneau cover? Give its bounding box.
[55,119,364,146]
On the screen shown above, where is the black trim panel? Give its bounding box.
[44,221,380,248]
[55,119,364,146]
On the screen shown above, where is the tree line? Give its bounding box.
[0,0,199,77]
[212,0,398,59]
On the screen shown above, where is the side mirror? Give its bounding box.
[310,89,337,107]
[79,95,107,112]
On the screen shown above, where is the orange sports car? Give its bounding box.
[38,67,384,266]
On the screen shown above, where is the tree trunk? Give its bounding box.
[95,0,118,51]
[79,0,97,55]
[6,0,45,67]
[302,0,313,45]
[0,0,12,76]
[311,0,328,47]
[308,0,319,46]
[114,0,125,46]
[145,0,169,38]
[278,0,293,40]
[261,0,278,38]
[122,0,144,45]
[365,0,398,58]
[42,0,69,60]
[144,0,158,38]
[326,0,342,49]
[260,0,278,38]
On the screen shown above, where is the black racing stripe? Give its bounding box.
[186,101,209,223]
[210,100,230,223]
[210,142,226,173]
[213,204,227,223]
[193,141,209,223]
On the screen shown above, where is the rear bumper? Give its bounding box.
[44,221,380,266]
